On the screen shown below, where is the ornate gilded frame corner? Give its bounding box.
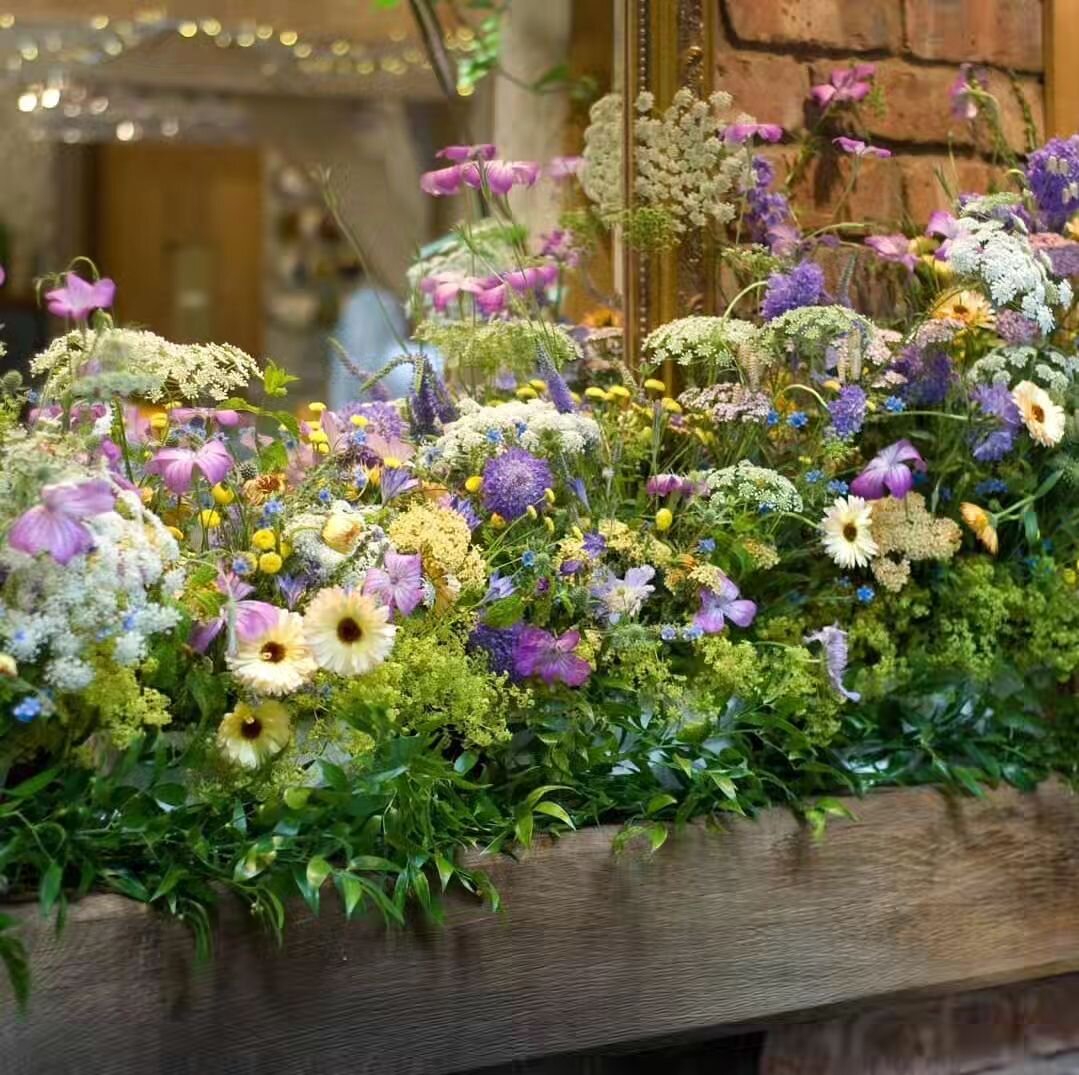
[621,0,719,365]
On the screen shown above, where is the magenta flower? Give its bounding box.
[8,479,116,565]
[693,577,757,636]
[513,626,591,687]
[810,64,876,108]
[540,228,580,266]
[190,573,280,653]
[363,550,424,618]
[144,438,233,494]
[646,473,697,497]
[502,264,559,292]
[420,165,466,197]
[724,122,783,144]
[950,63,988,122]
[926,210,961,259]
[45,272,116,321]
[475,281,509,316]
[436,143,496,162]
[462,159,541,196]
[170,407,242,428]
[850,439,925,500]
[864,234,918,273]
[420,271,484,312]
[547,155,584,180]
[833,136,891,159]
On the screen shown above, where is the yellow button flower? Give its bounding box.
[655,508,673,532]
[382,455,403,469]
[528,379,547,392]
[660,397,682,414]
[643,378,667,394]
[543,515,555,534]
[211,483,235,506]
[308,402,327,414]
[464,474,484,494]
[199,509,222,529]
[166,525,185,541]
[315,442,330,455]
[584,387,609,402]
[148,412,169,431]
[607,385,631,401]
[544,487,556,505]
[349,414,368,428]
[251,528,277,551]
[489,513,507,529]
[516,386,538,400]
[258,551,283,574]
[308,430,329,445]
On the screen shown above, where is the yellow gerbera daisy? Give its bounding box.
[217,700,292,769]
[227,610,316,696]
[960,502,999,555]
[303,587,397,676]
[932,289,995,331]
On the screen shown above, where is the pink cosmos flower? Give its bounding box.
[850,439,926,500]
[420,271,485,313]
[190,572,281,653]
[693,577,757,635]
[8,479,116,564]
[833,136,891,159]
[547,155,585,180]
[724,123,784,145]
[363,550,424,618]
[436,143,496,162]
[46,273,116,321]
[420,165,466,197]
[461,159,541,196]
[144,438,233,494]
[864,234,918,273]
[513,626,591,687]
[810,64,876,108]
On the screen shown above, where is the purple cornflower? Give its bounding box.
[828,385,868,439]
[970,383,1021,462]
[482,448,553,520]
[144,439,233,495]
[467,623,524,679]
[381,464,420,504]
[850,439,926,500]
[693,578,757,636]
[743,156,799,253]
[483,572,516,603]
[536,346,575,414]
[810,64,875,108]
[761,261,826,321]
[339,401,408,443]
[1026,136,1079,230]
[275,575,308,610]
[45,272,116,321]
[864,234,917,272]
[805,624,860,702]
[950,63,988,121]
[8,479,115,565]
[832,137,891,159]
[995,309,1040,345]
[590,565,655,624]
[363,550,424,617]
[513,627,591,687]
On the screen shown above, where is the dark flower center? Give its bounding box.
[240,718,263,740]
[843,523,859,542]
[261,641,286,663]
[1032,405,1045,422]
[337,617,363,644]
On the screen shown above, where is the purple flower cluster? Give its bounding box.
[892,342,956,407]
[513,627,591,687]
[743,156,799,254]
[761,261,826,321]
[827,385,868,439]
[678,384,772,424]
[467,623,524,679]
[1026,136,1079,230]
[995,309,1040,345]
[970,384,1021,462]
[536,346,575,414]
[482,448,553,520]
[1030,232,1079,277]
[339,400,407,443]
[409,358,457,436]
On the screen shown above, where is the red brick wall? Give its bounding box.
[715,0,1046,228]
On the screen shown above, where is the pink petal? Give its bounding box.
[194,439,234,487]
[41,479,115,519]
[9,506,93,564]
[235,601,282,641]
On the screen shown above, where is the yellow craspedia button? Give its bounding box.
[258,552,283,574]
[655,507,673,532]
[211,483,235,506]
[199,509,222,529]
[464,475,483,494]
[251,528,277,551]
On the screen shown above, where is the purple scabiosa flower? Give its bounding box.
[761,261,826,321]
[536,346,575,414]
[581,531,606,559]
[45,272,116,320]
[513,626,591,687]
[864,234,917,272]
[144,439,233,495]
[1030,232,1079,277]
[724,122,783,144]
[805,624,860,702]
[482,448,553,520]
[693,578,757,636]
[363,550,424,617]
[467,623,524,679]
[970,383,1021,462]
[560,559,584,576]
[828,385,868,439]
[810,63,875,108]
[190,573,280,653]
[950,63,988,121]
[8,479,115,565]
[1026,136,1079,230]
[851,439,926,500]
[590,565,655,624]
[832,137,891,159]
[995,309,1040,345]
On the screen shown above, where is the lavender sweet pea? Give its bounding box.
[833,137,891,159]
[864,234,918,273]
[850,439,926,500]
[8,478,116,565]
[810,63,875,108]
[513,626,591,687]
[724,122,783,145]
[693,577,757,636]
[145,439,234,495]
[45,272,116,321]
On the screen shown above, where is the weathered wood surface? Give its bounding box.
[5,783,1079,1074]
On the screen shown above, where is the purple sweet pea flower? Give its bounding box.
[864,234,918,272]
[950,63,989,122]
[513,626,591,687]
[926,210,961,259]
[805,624,860,702]
[144,438,233,494]
[363,550,424,618]
[420,271,485,312]
[46,273,116,321]
[693,577,757,636]
[190,572,280,653]
[590,565,655,624]
[850,439,926,500]
[547,155,584,180]
[420,165,466,197]
[8,478,116,565]
[832,136,891,159]
[436,143,496,162]
[646,473,697,497]
[724,122,783,144]
[462,159,541,196]
[810,64,876,108]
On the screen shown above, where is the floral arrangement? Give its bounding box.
[2,64,1079,1003]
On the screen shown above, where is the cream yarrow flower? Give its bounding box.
[1012,379,1066,447]
[303,587,396,676]
[217,700,292,769]
[227,609,316,696]
[821,496,879,569]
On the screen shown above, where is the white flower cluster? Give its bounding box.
[0,491,182,691]
[948,216,1072,334]
[702,461,803,514]
[580,93,623,219]
[643,317,762,375]
[967,345,1079,397]
[432,398,601,471]
[283,500,389,587]
[764,306,878,373]
[32,328,260,403]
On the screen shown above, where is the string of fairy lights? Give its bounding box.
[1,11,477,143]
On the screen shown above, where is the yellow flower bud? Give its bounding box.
[148,412,169,431]
[211,483,235,506]
[655,507,673,532]
[643,378,667,394]
[279,540,292,560]
[166,526,184,541]
[528,379,547,392]
[660,397,683,414]
[571,526,584,540]
[321,513,364,554]
[0,653,17,677]
[308,430,329,445]
[251,528,277,551]
[1064,569,1078,587]
[516,386,538,400]
[367,466,381,487]
[139,486,154,504]
[258,551,283,574]
[308,402,327,414]
[544,487,555,505]
[570,391,582,404]
[584,387,609,402]
[821,379,841,392]
[544,515,555,534]
[607,384,631,401]
[199,509,222,529]
[315,442,330,455]
[464,474,484,494]
[526,504,538,519]
[489,513,506,529]
[350,414,368,428]
[382,455,403,469]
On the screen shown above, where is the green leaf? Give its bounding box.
[152,783,187,812]
[7,766,58,799]
[514,807,534,848]
[319,760,348,792]
[305,855,333,891]
[262,360,299,398]
[150,865,185,903]
[39,861,62,915]
[348,854,400,873]
[453,751,478,775]
[533,801,575,828]
[1022,507,1040,545]
[0,918,29,1011]
[259,440,289,474]
[434,854,455,891]
[283,787,311,810]
[335,872,364,918]
[711,774,738,800]
[483,595,523,628]
[645,793,677,816]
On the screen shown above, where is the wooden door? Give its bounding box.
[95,142,263,357]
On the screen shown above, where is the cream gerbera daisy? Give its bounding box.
[227,609,316,696]
[821,495,879,569]
[1012,380,1066,447]
[303,587,397,676]
[217,700,292,769]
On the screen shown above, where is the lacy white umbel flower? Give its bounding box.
[1012,379,1066,446]
[703,461,803,514]
[228,610,316,696]
[821,496,879,569]
[303,587,396,676]
[217,700,292,769]
[643,317,764,380]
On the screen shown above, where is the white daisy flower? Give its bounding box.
[821,495,879,569]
